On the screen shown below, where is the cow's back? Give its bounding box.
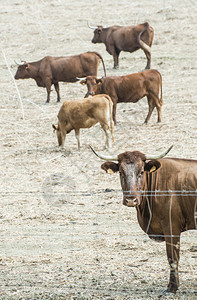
[112,23,154,51]
[50,55,82,81]
[47,53,100,81]
[97,73,148,102]
[58,95,111,129]
[157,158,197,191]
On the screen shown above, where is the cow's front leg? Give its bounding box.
[164,235,180,294]
[75,129,80,150]
[100,123,111,150]
[109,47,120,69]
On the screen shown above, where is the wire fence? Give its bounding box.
[0,0,197,297]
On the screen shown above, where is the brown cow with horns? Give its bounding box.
[14,52,106,103]
[80,69,163,125]
[90,145,197,295]
[88,22,154,69]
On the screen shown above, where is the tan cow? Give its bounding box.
[52,94,114,150]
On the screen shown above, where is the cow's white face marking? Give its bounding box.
[120,159,144,207]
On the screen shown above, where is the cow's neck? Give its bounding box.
[30,61,41,79]
[102,28,109,44]
[136,172,158,234]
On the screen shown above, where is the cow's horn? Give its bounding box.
[15,60,24,66]
[146,145,173,160]
[89,145,118,161]
[87,21,97,29]
[76,77,86,81]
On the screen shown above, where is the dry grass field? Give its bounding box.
[0,0,197,299]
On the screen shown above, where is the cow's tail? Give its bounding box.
[137,22,153,54]
[158,72,163,106]
[93,52,107,77]
[105,94,114,143]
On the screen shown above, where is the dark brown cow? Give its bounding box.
[52,94,114,150]
[90,145,197,294]
[14,52,106,103]
[88,22,154,69]
[80,69,162,125]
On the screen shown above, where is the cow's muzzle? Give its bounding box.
[88,91,94,96]
[123,197,139,207]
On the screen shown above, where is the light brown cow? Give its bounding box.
[52,95,114,150]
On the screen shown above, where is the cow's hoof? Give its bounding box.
[159,288,176,298]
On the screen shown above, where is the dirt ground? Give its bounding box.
[0,0,197,299]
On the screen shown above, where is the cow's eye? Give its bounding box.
[140,171,144,176]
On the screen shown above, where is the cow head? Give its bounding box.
[87,22,105,43]
[90,145,173,207]
[91,26,104,43]
[80,76,103,96]
[14,62,31,79]
[52,124,63,147]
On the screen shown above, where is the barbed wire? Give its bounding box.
[1,189,197,196]
[0,0,196,297]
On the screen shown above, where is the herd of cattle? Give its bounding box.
[14,22,196,295]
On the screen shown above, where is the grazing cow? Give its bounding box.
[52,95,114,150]
[88,22,154,69]
[14,52,106,103]
[90,145,197,294]
[80,69,162,125]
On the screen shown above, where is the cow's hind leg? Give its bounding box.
[75,129,81,150]
[100,123,111,150]
[145,94,162,123]
[144,97,155,124]
[144,49,151,70]
[54,83,60,102]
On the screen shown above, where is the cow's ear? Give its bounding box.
[80,79,86,85]
[52,124,57,131]
[96,78,103,85]
[144,160,161,173]
[101,162,119,174]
